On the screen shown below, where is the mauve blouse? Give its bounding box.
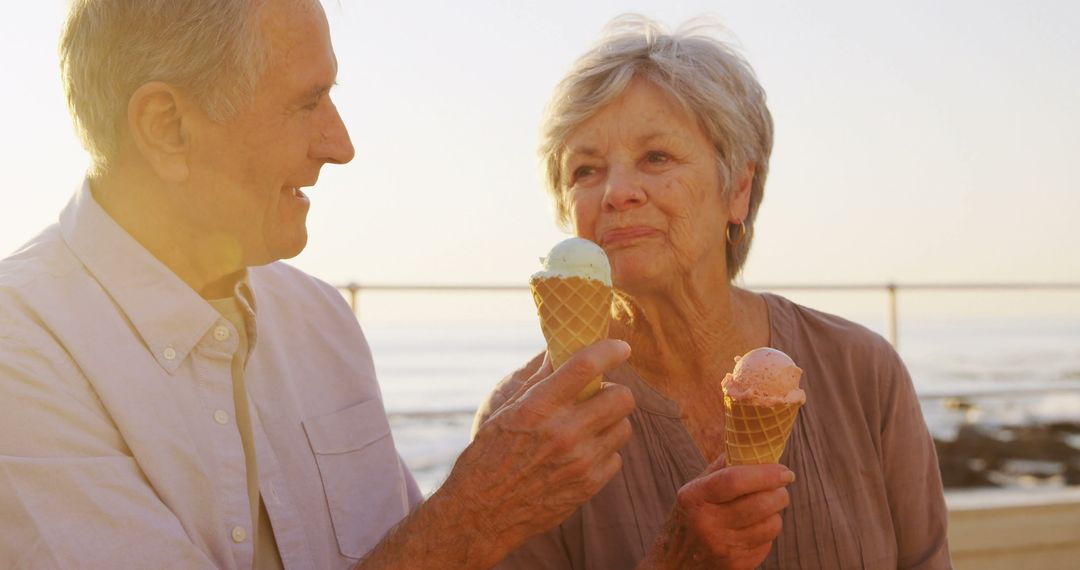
[475,293,951,569]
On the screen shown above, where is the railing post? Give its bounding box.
[886,282,898,348]
[346,282,360,318]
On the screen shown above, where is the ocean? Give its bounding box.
[366,313,1080,496]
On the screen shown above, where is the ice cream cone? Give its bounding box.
[530,275,612,401]
[723,396,801,465]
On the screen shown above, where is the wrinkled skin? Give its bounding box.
[358,340,636,569]
[641,454,794,570]
[448,343,636,547]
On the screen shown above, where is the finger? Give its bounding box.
[704,452,728,475]
[504,352,554,406]
[592,417,633,458]
[728,542,775,570]
[726,487,790,529]
[587,450,624,494]
[680,464,794,506]
[731,513,783,549]
[574,382,635,433]
[529,352,554,385]
[530,339,630,404]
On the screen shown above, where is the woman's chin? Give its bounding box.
[612,265,666,293]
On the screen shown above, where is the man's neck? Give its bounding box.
[89,171,247,300]
[200,269,248,300]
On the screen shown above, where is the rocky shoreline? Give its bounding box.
[936,418,1080,488]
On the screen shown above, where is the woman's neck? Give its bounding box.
[611,282,768,395]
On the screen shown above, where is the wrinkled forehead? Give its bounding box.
[561,76,702,152]
[258,0,330,55]
[254,0,337,93]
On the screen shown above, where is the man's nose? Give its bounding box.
[312,100,355,165]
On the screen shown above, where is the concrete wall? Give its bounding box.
[947,487,1080,569]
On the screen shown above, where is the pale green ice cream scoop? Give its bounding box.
[532,237,612,286]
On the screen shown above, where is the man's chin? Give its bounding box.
[272,237,308,263]
[248,234,308,267]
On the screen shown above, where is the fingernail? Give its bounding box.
[781,470,796,484]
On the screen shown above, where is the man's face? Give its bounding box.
[182,0,354,266]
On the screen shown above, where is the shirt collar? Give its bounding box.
[59,179,222,374]
[206,274,260,360]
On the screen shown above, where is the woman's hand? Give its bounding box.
[641,454,795,570]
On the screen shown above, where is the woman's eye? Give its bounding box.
[572,165,596,180]
[645,151,669,164]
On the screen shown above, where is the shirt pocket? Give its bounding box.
[303,399,411,560]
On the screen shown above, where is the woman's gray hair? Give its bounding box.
[60,0,271,175]
[540,14,774,279]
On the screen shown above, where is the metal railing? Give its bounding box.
[336,281,1080,348]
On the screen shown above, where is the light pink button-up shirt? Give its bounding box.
[0,183,422,569]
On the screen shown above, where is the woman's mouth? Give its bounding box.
[600,226,660,248]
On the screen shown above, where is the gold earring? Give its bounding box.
[726,220,747,245]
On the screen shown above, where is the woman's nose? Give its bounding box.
[602,165,646,212]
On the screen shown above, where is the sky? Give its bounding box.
[1,1,1078,325]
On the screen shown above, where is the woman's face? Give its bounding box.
[562,78,748,293]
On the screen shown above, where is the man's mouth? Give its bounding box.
[282,186,311,210]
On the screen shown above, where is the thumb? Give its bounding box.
[529,339,630,404]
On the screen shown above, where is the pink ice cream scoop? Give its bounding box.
[721,347,806,406]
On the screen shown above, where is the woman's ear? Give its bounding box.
[728,162,755,222]
[126,82,191,183]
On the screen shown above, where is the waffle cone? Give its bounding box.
[723,396,801,465]
[530,276,612,401]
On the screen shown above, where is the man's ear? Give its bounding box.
[127,82,191,183]
[728,162,755,222]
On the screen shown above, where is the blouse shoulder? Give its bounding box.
[763,292,911,417]
[765,292,900,366]
[472,351,545,435]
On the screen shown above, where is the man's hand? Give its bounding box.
[357,339,634,569]
[641,454,794,570]
[444,339,634,560]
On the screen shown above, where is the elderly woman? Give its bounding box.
[476,15,950,570]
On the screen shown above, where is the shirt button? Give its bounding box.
[213,410,230,425]
[163,347,177,361]
[214,326,230,341]
[231,526,247,543]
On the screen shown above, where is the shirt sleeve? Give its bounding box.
[0,331,217,568]
[400,454,425,505]
[878,347,953,569]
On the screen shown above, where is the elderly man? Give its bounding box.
[0,1,634,568]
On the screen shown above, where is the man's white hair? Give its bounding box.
[60,0,271,175]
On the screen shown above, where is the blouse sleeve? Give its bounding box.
[471,352,544,438]
[494,527,575,570]
[878,347,952,569]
